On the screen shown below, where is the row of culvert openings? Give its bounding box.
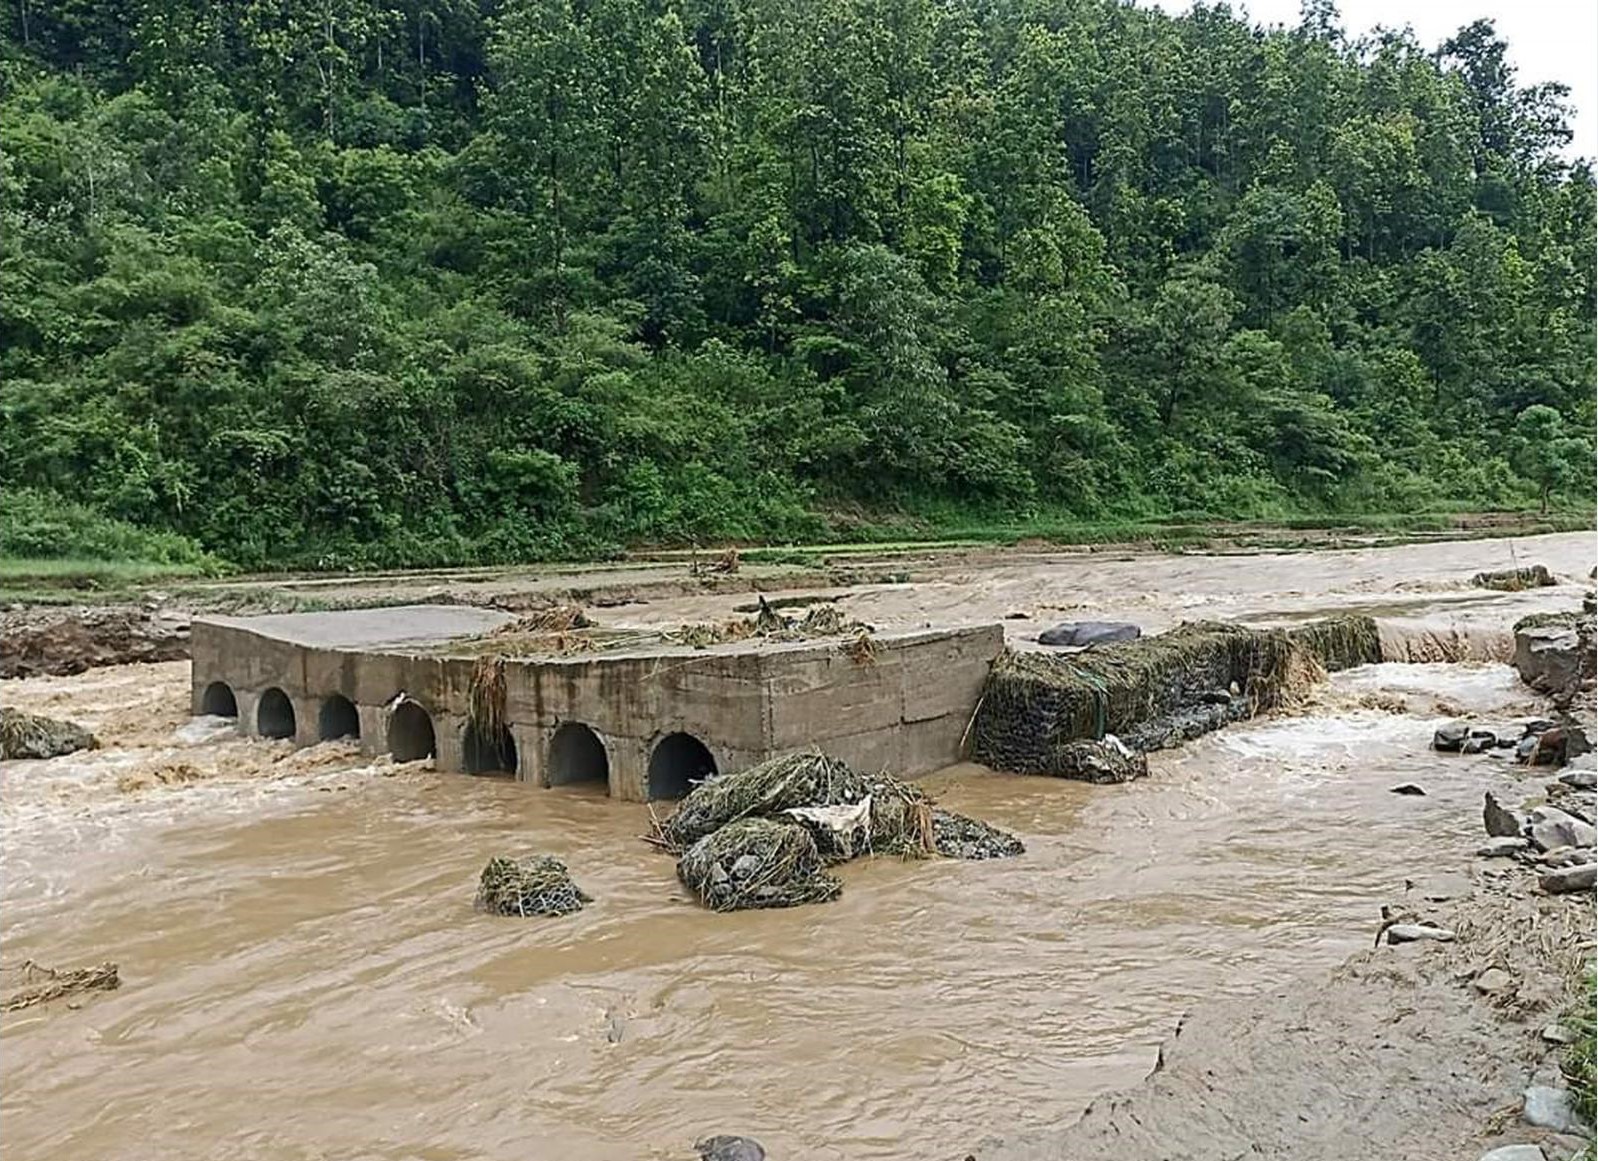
[545,725,713,798]
[200,682,359,743]
[195,682,715,797]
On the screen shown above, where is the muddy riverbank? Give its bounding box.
[2,533,1593,1159]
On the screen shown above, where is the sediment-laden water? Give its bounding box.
[0,651,1556,1160]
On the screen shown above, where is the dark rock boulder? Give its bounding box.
[1037,621,1141,648]
[1433,722,1470,752]
[1483,791,1525,838]
[697,1137,767,1161]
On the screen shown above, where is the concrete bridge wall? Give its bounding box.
[190,608,1003,801]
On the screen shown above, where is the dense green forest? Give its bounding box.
[1,0,1593,569]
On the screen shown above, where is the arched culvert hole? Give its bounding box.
[648,732,717,801]
[548,723,609,789]
[388,701,436,762]
[201,681,238,718]
[257,687,296,739]
[463,722,517,776]
[319,694,360,741]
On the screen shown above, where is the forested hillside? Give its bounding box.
[2,0,1593,569]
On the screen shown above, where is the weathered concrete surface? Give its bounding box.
[191,606,1004,800]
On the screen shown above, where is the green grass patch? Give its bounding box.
[1564,967,1596,1128]
[0,556,215,604]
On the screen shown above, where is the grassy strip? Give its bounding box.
[0,557,218,604]
[1564,966,1596,1129]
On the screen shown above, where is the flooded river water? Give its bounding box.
[2,534,1591,1160]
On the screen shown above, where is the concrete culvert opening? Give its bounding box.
[648,732,717,801]
[257,688,296,739]
[548,723,610,790]
[319,695,360,741]
[388,701,436,762]
[463,723,518,776]
[201,682,238,718]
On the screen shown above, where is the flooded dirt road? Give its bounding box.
[0,656,1559,1160]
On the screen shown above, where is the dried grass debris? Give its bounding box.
[1,960,120,1012]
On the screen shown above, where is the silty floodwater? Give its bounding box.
[1,534,1590,1160]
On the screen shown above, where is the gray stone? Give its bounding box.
[1522,1085,1583,1133]
[1539,863,1597,894]
[1515,626,1584,695]
[1477,836,1530,858]
[1542,1023,1577,1045]
[1540,847,1592,868]
[1477,1147,1546,1161]
[1385,923,1456,944]
[1559,768,1597,789]
[1565,752,1598,773]
[1485,791,1526,838]
[1037,621,1141,648]
[1527,806,1596,853]
[1462,734,1496,754]
[1435,721,1471,752]
[1474,967,1514,994]
[697,1136,767,1161]
[1390,782,1426,795]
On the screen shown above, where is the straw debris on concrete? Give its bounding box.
[664,598,876,651]
[474,855,591,917]
[0,707,98,760]
[972,616,1380,776]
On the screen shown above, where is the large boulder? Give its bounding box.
[1513,616,1595,698]
[1526,806,1596,853]
[1540,863,1597,894]
[0,707,98,760]
[1037,621,1141,648]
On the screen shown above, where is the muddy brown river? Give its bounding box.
[2,534,1591,1160]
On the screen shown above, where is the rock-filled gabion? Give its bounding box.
[661,751,935,855]
[474,855,591,917]
[1473,564,1556,591]
[931,810,1026,860]
[677,818,843,911]
[662,751,1024,911]
[0,707,98,760]
[972,616,1380,777]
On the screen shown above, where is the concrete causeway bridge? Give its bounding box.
[190,606,1003,801]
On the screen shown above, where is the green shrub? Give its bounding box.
[0,488,217,567]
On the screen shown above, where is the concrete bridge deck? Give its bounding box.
[191,606,1004,801]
